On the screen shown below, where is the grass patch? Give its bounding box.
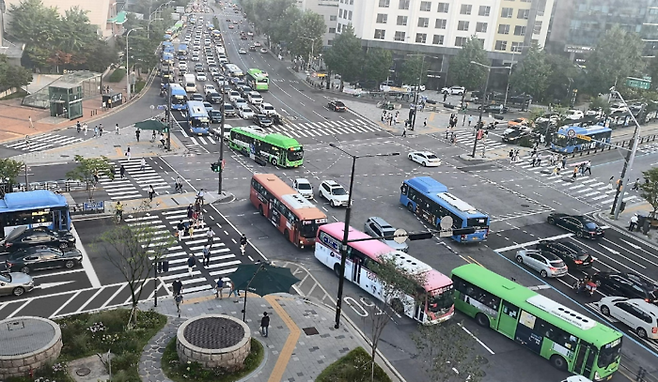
[162,337,264,382]
[108,68,126,82]
[0,89,28,100]
[135,79,146,93]
[316,347,392,382]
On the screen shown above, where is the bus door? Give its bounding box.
[268,203,281,227]
[348,249,363,284]
[498,300,520,339]
[413,298,426,322]
[574,342,596,378]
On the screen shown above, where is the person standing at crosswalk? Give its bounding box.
[119,165,126,179]
[139,158,146,172]
[115,123,120,134]
[125,146,131,161]
[177,220,185,241]
[83,123,88,136]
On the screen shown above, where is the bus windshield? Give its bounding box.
[428,287,454,313]
[598,338,622,369]
[300,220,324,238]
[287,148,304,162]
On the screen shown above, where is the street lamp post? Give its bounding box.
[218,90,226,194]
[299,36,317,71]
[126,27,143,101]
[148,1,173,38]
[469,61,507,158]
[406,54,439,131]
[329,143,400,329]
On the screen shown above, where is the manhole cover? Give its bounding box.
[303,327,319,335]
[76,368,91,376]
[520,204,530,208]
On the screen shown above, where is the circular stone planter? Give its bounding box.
[177,315,251,370]
[0,316,62,380]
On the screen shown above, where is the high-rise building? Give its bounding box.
[295,0,339,46]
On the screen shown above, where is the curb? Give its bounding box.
[595,211,658,251]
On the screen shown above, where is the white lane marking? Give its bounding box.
[70,224,101,288]
[493,233,574,252]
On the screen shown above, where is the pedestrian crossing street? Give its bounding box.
[99,158,170,200]
[439,130,508,152]
[124,208,242,295]
[511,159,640,210]
[4,133,83,152]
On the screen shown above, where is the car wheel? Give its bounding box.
[637,327,648,339]
[515,255,523,264]
[600,305,610,316]
[547,217,555,224]
[20,266,30,274]
[330,200,337,208]
[540,270,548,278]
[576,231,583,238]
[12,287,25,297]
[422,161,427,167]
[550,355,568,371]
[408,154,413,160]
[65,260,76,269]
[475,313,489,327]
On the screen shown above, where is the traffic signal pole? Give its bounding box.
[218,91,225,194]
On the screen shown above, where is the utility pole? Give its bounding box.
[472,64,491,158]
[23,162,28,191]
[166,83,172,150]
[218,91,225,194]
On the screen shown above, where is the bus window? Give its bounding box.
[502,301,519,318]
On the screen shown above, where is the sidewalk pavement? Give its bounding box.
[138,290,403,382]
[596,201,658,247]
[10,124,187,165]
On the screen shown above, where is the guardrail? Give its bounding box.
[565,134,658,158]
[620,354,657,382]
[14,180,87,193]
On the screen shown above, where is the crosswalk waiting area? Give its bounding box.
[443,130,507,152]
[512,159,640,209]
[124,208,242,295]
[5,133,83,152]
[99,159,170,200]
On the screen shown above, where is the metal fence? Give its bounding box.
[565,134,658,158]
[22,71,102,109]
[620,354,658,382]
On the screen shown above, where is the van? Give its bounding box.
[183,74,197,93]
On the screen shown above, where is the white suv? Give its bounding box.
[598,297,658,339]
[293,178,313,199]
[259,102,276,116]
[319,180,349,207]
[441,86,465,95]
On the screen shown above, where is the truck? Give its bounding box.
[177,43,188,59]
[183,74,197,93]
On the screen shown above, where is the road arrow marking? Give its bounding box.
[38,281,77,290]
[620,239,641,249]
[599,244,620,255]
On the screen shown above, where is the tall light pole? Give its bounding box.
[469,61,507,158]
[148,0,173,38]
[126,27,143,101]
[329,143,400,329]
[406,54,439,130]
[218,90,226,194]
[299,36,317,71]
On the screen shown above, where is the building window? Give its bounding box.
[514,25,526,35]
[437,2,449,12]
[339,9,343,18]
[377,14,388,23]
[397,16,408,26]
[533,20,542,34]
[350,0,353,4]
[337,23,341,32]
[329,27,336,33]
[418,17,429,27]
[420,1,431,11]
[476,22,487,33]
[328,39,333,46]
[511,42,523,52]
[330,15,337,21]
[395,31,406,41]
[374,29,386,39]
[457,21,469,31]
[416,33,427,43]
[432,34,444,45]
[478,6,490,16]
[379,0,390,7]
[460,4,472,15]
[495,40,507,50]
[399,0,410,10]
[348,10,352,20]
[517,9,529,19]
[435,19,447,29]
[501,7,513,18]
[498,24,510,34]
[455,37,467,47]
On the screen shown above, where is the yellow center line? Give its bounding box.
[266,295,300,382]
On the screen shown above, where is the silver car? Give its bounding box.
[0,272,35,297]
[364,217,409,253]
[515,249,568,278]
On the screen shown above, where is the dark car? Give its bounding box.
[478,104,509,114]
[327,100,347,112]
[535,240,594,270]
[206,91,222,104]
[547,213,605,239]
[249,45,256,51]
[593,271,658,303]
[253,114,273,127]
[502,129,533,143]
[1,226,76,253]
[7,246,83,274]
[209,109,222,123]
[237,85,253,98]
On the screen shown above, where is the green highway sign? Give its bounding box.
[626,77,651,90]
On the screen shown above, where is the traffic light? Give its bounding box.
[210,162,221,173]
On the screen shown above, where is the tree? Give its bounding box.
[65,155,114,201]
[271,5,302,48]
[448,36,488,91]
[640,167,658,214]
[584,24,645,95]
[289,10,326,64]
[0,55,33,90]
[362,48,392,88]
[324,24,363,85]
[100,222,174,327]
[399,56,428,87]
[412,321,485,382]
[8,0,62,68]
[241,0,296,45]
[544,53,581,105]
[0,158,24,196]
[509,45,552,102]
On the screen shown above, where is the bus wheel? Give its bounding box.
[407,203,414,212]
[391,298,404,315]
[550,355,567,371]
[270,158,277,166]
[258,205,264,216]
[475,313,489,327]
[333,264,342,277]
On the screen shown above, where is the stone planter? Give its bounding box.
[0,316,62,379]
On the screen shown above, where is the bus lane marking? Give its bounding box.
[601,238,658,267]
[458,322,495,355]
[344,296,368,317]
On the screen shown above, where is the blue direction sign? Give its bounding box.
[83,200,104,211]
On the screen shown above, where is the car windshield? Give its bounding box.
[332,187,347,195]
[598,338,622,369]
[287,149,304,162]
[299,220,324,238]
[297,183,312,190]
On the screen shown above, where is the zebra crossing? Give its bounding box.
[511,159,640,209]
[99,159,170,200]
[268,118,382,138]
[124,209,242,295]
[5,133,83,152]
[442,130,508,152]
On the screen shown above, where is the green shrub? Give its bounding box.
[135,79,146,93]
[109,68,126,82]
[316,347,392,382]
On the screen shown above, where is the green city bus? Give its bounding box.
[228,127,303,168]
[246,68,269,91]
[451,264,622,381]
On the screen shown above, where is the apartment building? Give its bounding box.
[295,0,340,46]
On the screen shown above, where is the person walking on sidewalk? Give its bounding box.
[135,129,141,142]
[115,123,120,134]
[260,312,270,337]
[174,293,183,314]
[93,125,98,137]
[172,278,183,296]
[186,254,196,276]
[202,245,211,266]
[148,185,156,201]
[215,278,224,299]
[28,116,34,129]
[629,214,639,231]
[83,123,88,136]
[227,279,240,301]
[76,121,81,133]
[423,118,427,128]
[139,158,146,171]
[240,234,247,256]
[99,124,103,137]
[401,125,407,137]
[125,147,131,161]
[583,161,592,176]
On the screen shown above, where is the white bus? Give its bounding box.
[224,64,244,78]
[183,73,197,93]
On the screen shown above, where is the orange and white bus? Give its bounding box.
[250,174,327,248]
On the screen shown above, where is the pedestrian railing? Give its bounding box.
[566,134,658,158]
[620,354,658,382]
[14,180,86,193]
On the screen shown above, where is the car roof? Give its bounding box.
[295,178,310,183]
[323,180,340,186]
[367,216,393,228]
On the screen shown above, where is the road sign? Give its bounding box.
[567,129,576,138]
[393,228,408,244]
[576,134,591,141]
[440,216,453,230]
[626,77,651,90]
[157,105,167,110]
[83,201,104,211]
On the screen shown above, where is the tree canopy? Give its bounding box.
[509,45,552,102]
[640,167,658,213]
[448,36,488,91]
[363,48,393,87]
[324,25,363,84]
[0,55,33,90]
[289,10,326,60]
[399,56,428,87]
[66,155,114,200]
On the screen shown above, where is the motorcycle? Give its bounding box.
[573,278,597,297]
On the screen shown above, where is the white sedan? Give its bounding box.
[238,48,247,54]
[238,105,255,119]
[203,84,216,93]
[408,151,441,167]
[196,73,207,81]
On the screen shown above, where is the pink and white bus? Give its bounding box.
[315,222,454,324]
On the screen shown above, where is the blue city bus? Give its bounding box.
[0,190,71,238]
[551,125,613,154]
[400,177,490,243]
[186,101,210,135]
[169,83,188,111]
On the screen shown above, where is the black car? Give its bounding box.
[593,271,658,303]
[327,100,347,112]
[206,91,222,104]
[1,226,76,253]
[547,213,605,239]
[502,129,534,143]
[253,114,273,127]
[478,104,509,114]
[237,85,253,98]
[209,109,222,123]
[7,246,83,274]
[535,240,594,270]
